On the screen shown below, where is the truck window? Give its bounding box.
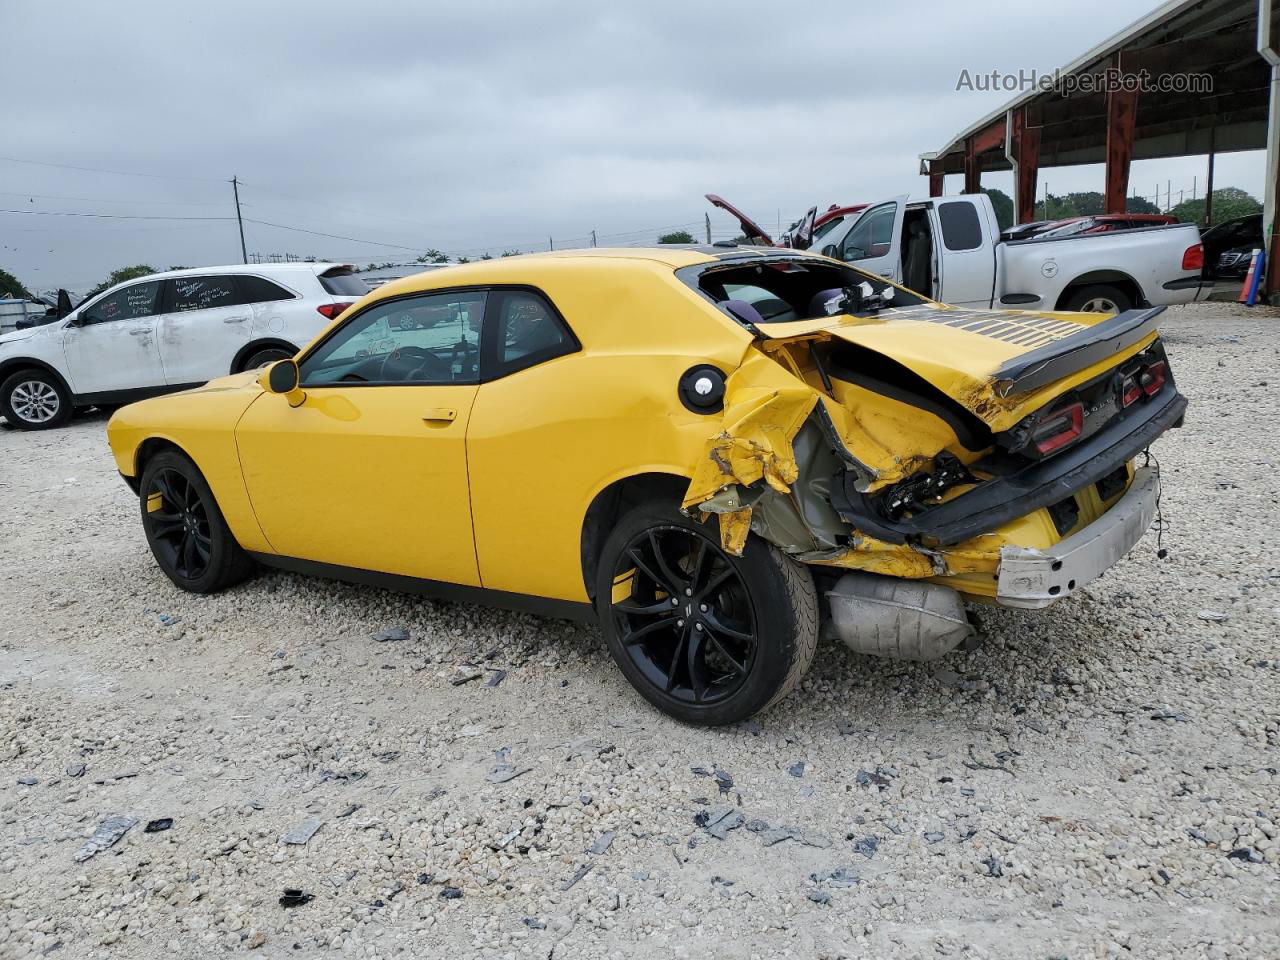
[937,202,983,252]
[840,204,896,261]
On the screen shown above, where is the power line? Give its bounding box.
[241,218,422,251]
[0,154,224,183]
[0,190,228,207]
[0,205,420,250]
[0,208,234,222]
[236,180,441,233]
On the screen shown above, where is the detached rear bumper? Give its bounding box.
[996,466,1159,609]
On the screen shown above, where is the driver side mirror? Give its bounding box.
[259,358,307,407]
[821,244,838,258]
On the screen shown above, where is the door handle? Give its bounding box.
[223,315,250,324]
[422,408,457,423]
[128,328,151,336]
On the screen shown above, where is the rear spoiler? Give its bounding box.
[993,306,1164,396]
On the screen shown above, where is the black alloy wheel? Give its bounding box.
[138,450,255,593]
[597,502,818,725]
[612,525,758,707]
[145,466,213,581]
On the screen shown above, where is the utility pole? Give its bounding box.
[231,176,247,264]
[549,236,554,251]
[591,229,597,247]
[705,213,711,244]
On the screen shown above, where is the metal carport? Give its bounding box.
[920,0,1280,298]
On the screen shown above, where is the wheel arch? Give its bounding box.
[580,471,691,602]
[0,356,75,400]
[130,436,197,492]
[1054,271,1146,310]
[230,338,299,374]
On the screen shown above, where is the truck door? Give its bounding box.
[827,196,907,283]
[932,198,998,308]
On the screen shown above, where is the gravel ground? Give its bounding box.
[1,302,1277,960]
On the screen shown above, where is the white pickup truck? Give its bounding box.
[810,193,1207,313]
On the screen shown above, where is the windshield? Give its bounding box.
[812,216,846,240]
[692,258,924,324]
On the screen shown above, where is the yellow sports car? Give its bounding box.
[107,246,1185,724]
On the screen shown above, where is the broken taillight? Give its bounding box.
[1140,360,1166,396]
[1032,401,1084,455]
[1121,359,1166,407]
[1121,375,1143,407]
[316,302,352,320]
[1181,244,1204,271]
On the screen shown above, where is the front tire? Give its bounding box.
[595,502,818,725]
[139,450,255,593]
[1,369,73,430]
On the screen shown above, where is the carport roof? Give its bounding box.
[921,0,1270,174]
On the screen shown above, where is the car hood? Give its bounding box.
[0,328,35,346]
[757,302,1163,431]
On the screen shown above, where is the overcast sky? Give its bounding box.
[1,0,1264,293]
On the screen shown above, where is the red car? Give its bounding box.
[705,195,868,251]
[1024,213,1178,241]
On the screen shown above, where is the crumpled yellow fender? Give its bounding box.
[682,345,936,567]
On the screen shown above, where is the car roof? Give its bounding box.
[133,262,351,283]
[366,245,804,300]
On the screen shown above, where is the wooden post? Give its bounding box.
[963,137,980,194]
[1012,108,1041,224]
[1104,88,1139,215]
[231,176,247,265]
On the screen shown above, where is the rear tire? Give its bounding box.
[139,450,255,593]
[1062,284,1132,314]
[595,501,818,725]
[242,346,294,371]
[238,348,293,373]
[0,369,73,430]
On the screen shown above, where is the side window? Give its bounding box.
[489,290,575,375]
[237,275,296,304]
[840,204,896,261]
[299,291,485,386]
[937,201,983,252]
[79,280,162,326]
[170,276,238,312]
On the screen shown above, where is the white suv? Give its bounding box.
[0,263,367,430]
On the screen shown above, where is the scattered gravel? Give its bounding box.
[1,303,1277,958]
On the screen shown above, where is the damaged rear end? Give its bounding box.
[678,252,1186,661]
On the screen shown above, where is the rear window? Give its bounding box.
[317,267,370,297]
[937,201,983,251]
[238,275,296,304]
[693,258,924,323]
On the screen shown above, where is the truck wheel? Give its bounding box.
[595,502,818,725]
[1062,284,1132,314]
[0,369,73,430]
[139,450,255,593]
